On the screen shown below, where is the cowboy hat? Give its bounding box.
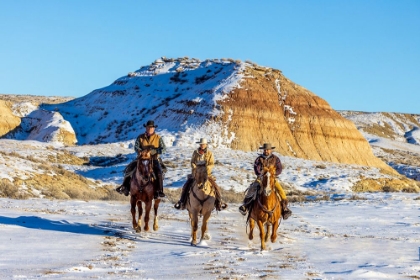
[196,138,209,144]
[259,143,275,150]
[143,120,158,128]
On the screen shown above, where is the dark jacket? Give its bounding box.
[254,153,282,177]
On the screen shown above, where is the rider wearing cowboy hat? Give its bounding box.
[239,143,292,219]
[174,138,227,211]
[116,120,167,199]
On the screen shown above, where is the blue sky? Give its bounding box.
[1,1,419,113]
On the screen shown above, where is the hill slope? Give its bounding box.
[23,57,389,171]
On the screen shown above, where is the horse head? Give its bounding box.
[137,148,153,181]
[194,163,208,189]
[261,165,276,197]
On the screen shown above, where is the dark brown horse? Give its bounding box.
[248,165,282,250]
[130,149,160,233]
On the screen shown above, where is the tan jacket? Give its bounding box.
[191,148,214,176]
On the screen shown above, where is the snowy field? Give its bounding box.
[0,194,419,279]
[1,134,420,279]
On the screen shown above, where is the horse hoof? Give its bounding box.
[153,225,159,231]
[202,233,211,240]
[135,228,141,233]
[190,242,197,246]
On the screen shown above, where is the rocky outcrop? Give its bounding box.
[0,100,21,137]
[3,59,395,172]
[219,66,394,172]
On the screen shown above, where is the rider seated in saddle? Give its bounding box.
[174,138,227,211]
[239,143,292,220]
[116,120,166,199]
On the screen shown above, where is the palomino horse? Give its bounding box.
[248,165,282,250]
[130,149,161,233]
[186,164,216,246]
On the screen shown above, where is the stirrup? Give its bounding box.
[174,202,181,209]
[158,191,166,198]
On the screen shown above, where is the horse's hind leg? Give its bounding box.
[153,199,160,231]
[248,219,255,240]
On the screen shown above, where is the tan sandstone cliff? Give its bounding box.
[0,100,21,137]
[218,65,394,172]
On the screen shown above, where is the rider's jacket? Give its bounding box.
[254,153,282,177]
[191,148,214,176]
[134,132,166,159]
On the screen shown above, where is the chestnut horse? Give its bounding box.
[186,164,216,246]
[248,165,282,250]
[130,149,161,233]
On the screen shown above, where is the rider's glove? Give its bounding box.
[150,149,157,156]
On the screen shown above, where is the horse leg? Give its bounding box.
[257,220,266,250]
[136,200,142,233]
[248,219,255,240]
[143,200,152,232]
[265,223,271,243]
[190,211,199,246]
[153,199,160,231]
[130,196,139,232]
[200,210,212,242]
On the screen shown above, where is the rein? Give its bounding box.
[191,180,211,206]
[257,196,279,218]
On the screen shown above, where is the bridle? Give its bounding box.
[257,167,279,218]
[134,151,154,187]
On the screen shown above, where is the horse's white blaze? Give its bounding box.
[264,171,272,196]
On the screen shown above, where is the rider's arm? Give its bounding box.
[254,156,262,176]
[275,155,283,176]
[206,151,215,174]
[157,137,166,154]
[190,150,197,174]
[134,135,142,154]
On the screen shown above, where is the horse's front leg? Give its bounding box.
[265,223,271,243]
[143,200,152,232]
[136,200,143,232]
[257,220,266,250]
[248,219,255,240]
[153,199,160,231]
[199,210,212,243]
[190,211,199,246]
[130,196,139,232]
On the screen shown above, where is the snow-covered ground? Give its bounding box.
[0,137,420,279]
[1,193,419,279]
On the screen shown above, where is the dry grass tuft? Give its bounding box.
[352,177,419,193]
[0,179,29,199]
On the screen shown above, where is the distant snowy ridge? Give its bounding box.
[340,111,420,145]
[40,57,245,146]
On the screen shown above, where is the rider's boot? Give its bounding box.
[174,178,192,210]
[116,176,131,196]
[281,199,292,220]
[239,205,247,216]
[208,176,227,211]
[156,173,165,198]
